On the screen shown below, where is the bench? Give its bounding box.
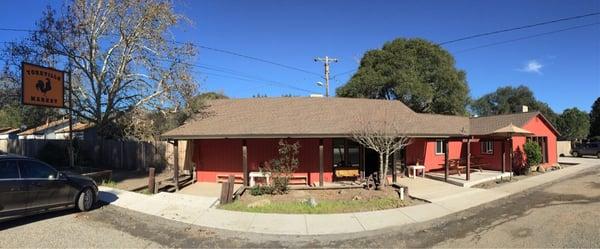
[288,175,308,185]
[216,175,244,184]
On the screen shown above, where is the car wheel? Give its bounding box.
[572,151,579,157]
[597,152,600,159]
[77,188,94,212]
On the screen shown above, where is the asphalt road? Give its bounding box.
[1,166,598,248]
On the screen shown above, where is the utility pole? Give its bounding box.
[314,56,338,97]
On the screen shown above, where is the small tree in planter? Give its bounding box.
[523,141,542,174]
[265,140,301,194]
[352,118,412,189]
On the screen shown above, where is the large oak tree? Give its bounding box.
[557,107,590,141]
[336,38,470,115]
[471,85,558,126]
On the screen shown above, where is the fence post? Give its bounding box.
[148,167,156,194]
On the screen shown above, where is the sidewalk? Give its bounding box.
[98,157,599,235]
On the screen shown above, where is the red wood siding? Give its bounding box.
[520,115,558,168]
[193,138,333,184]
[405,139,464,172]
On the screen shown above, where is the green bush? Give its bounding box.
[250,185,274,196]
[524,141,542,167]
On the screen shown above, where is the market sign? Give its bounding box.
[21,62,65,108]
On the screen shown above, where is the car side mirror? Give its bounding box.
[58,172,67,180]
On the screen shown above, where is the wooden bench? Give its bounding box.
[288,175,308,185]
[216,175,244,184]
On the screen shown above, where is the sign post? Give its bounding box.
[22,62,73,169]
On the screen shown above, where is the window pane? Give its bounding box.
[20,161,57,179]
[333,139,345,167]
[436,140,445,154]
[348,147,359,167]
[0,161,19,179]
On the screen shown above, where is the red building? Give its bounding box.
[162,97,559,186]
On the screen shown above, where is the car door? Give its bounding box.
[0,160,28,216]
[19,160,72,209]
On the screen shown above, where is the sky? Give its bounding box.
[0,0,599,113]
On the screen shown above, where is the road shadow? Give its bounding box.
[0,200,109,231]
[98,191,119,203]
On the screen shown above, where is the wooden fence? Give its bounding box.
[0,139,189,171]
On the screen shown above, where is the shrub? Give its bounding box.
[524,141,542,167]
[265,140,300,194]
[250,185,274,196]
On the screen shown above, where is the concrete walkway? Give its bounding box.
[98,157,598,235]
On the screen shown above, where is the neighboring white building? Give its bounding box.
[17,119,70,140]
[54,122,97,140]
[0,127,20,140]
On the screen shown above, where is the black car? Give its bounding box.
[571,142,600,158]
[0,154,98,221]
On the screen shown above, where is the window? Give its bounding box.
[0,161,20,179]
[435,140,445,154]
[333,139,345,167]
[481,141,494,154]
[20,161,57,179]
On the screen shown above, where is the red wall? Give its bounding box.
[193,138,333,185]
[405,139,464,172]
[469,140,508,171]
[520,115,558,168]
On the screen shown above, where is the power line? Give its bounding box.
[0,27,322,77]
[454,22,600,53]
[439,12,600,45]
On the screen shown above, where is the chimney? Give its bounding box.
[522,105,529,113]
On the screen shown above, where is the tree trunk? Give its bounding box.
[379,153,385,188]
[383,154,390,186]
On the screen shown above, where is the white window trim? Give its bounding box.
[481,141,494,154]
[435,139,445,155]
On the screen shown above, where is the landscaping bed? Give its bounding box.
[219,187,424,214]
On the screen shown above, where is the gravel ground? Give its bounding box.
[1,165,598,248]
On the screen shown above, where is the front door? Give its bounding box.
[364,148,379,178]
[0,160,28,216]
[19,160,71,209]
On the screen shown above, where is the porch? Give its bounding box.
[426,170,513,187]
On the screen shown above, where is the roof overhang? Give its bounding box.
[160,133,468,140]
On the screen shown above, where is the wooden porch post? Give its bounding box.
[501,139,506,173]
[509,138,513,176]
[173,140,179,191]
[242,139,248,187]
[444,140,449,182]
[466,138,471,181]
[319,139,324,187]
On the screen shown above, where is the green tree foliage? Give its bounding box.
[471,85,558,125]
[197,91,228,100]
[336,38,470,115]
[589,97,600,139]
[524,141,542,167]
[0,68,61,129]
[557,108,590,141]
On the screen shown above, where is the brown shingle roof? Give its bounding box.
[469,112,541,135]
[17,119,69,136]
[162,97,469,139]
[162,97,556,139]
[55,122,95,133]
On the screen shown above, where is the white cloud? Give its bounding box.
[520,60,543,74]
